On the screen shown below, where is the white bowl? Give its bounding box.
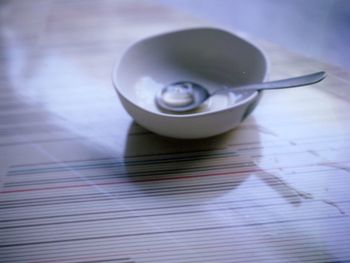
[112,27,268,139]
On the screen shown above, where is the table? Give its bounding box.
[1,0,349,262]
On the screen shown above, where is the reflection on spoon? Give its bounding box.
[156,71,326,113]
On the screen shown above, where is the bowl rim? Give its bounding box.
[112,27,269,119]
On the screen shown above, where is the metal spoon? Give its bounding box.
[156,71,326,112]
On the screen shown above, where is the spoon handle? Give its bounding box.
[232,71,326,92]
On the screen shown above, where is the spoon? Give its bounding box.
[156,71,326,112]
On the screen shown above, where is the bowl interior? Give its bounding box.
[115,28,267,115]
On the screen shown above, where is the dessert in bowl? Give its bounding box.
[112,27,268,139]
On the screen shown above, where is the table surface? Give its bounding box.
[1,0,349,262]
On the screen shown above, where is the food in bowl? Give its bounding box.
[112,27,268,139]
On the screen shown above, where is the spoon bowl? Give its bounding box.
[112,27,307,138]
